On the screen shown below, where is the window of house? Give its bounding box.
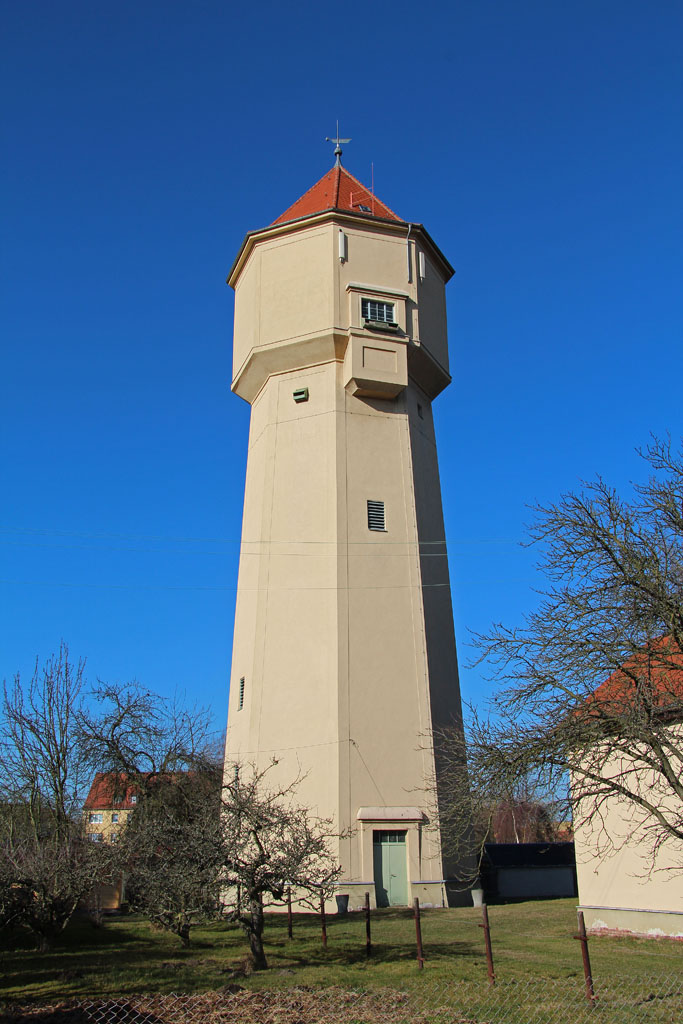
[362,298,395,325]
[88,812,103,824]
[130,795,137,805]
[110,833,118,843]
[373,830,406,844]
[238,677,245,710]
[367,500,386,531]
[111,812,119,824]
[89,832,103,843]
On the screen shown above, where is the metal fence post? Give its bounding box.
[479,904,495,986]
[574,910,596,1006]
[320,892,328,949]
[413,897,425,969]
[364,891,372,957]
[287,886,293,939]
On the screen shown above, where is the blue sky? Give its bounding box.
[2,1,682,731]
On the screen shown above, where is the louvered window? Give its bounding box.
[361,298,395,325]
[238,677,245,710]
[367,500,386,531]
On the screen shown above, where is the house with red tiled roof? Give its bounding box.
[573,639,683,939]
[82,772,151,912]
[82,771,194,912]
[83,772,141,846]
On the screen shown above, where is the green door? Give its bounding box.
[373,830,408,907]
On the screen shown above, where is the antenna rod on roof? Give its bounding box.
[325,120,351,167]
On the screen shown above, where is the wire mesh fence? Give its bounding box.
[2,903,682,1024]
[3,972,682,1024]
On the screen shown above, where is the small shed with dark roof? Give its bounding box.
[481,842,578,901]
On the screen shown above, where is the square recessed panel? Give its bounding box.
[363,346,397,372]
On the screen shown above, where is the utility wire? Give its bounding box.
[0,538,454,557]
[0,525,519,547]
[0,577,533,591]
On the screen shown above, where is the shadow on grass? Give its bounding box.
[258,909,482,970]
[1,908,485,1002]
[271,940,481,970]
[0,919,245,1002]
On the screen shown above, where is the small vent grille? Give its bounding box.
[238,677,245,710]
[367,500,386,531]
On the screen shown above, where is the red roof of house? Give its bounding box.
[587,637,683,717]
[83,772,142,810]
[272,164,403,226]
[83,770,194,809]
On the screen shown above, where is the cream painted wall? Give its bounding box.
[232,226,332,380]
[573,737,683,937]
[415,248,449,370]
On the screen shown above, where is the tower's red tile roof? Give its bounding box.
[273,164,403,226]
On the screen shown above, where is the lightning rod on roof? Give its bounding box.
[325,120,351,167]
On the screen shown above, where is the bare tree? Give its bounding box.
[0,814,29,932]
[0,817,117,950]
[78,681,216,783]
[1,656,341,960]
[76,680,224,942]
[0,645,89,831]
[427,708,563,891]
[0,646,118,948]
[120,767,223,947]
[490,797,563,845]
[219,762,341,970]
[467,435,683,869]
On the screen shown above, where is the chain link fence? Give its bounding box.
[3,972,682,1024]
[3,903,682,1024]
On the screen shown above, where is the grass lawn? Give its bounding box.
[1,900,681,1021]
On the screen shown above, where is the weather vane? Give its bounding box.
[326,121,351,167]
